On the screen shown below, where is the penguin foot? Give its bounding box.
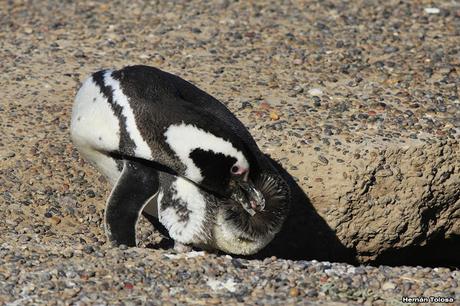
[173,242,193,253]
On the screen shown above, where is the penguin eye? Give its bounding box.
[230,165,248,177]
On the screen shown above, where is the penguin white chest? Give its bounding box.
[158,177,209,244]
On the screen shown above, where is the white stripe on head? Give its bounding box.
[103,71,153,160]
[164,123,249,183]
[158,177,207,244]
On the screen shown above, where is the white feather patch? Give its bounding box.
[164,123,249,183]
[103,71,153,160]
[71,76,121,183]
[158,177,206,244]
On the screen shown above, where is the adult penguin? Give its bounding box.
[70,65,290,251]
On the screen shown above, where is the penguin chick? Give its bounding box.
[154,171,289,255]
[70,65,290,247]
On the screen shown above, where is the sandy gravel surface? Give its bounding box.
[1,0,459,305]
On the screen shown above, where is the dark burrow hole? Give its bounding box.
[370,235,460,269]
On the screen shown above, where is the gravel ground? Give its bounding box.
[1,0,459,304]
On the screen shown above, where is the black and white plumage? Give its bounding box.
[70,65,290,254]
[150,170,289,255]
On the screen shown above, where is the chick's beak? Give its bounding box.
[230,177,266,216]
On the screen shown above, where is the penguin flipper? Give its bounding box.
[105,159,160,246]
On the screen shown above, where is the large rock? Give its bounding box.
[260,139,459,266]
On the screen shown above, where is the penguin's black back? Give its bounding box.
[112,65,270,177]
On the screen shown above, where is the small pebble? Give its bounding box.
[308,88,323,96]
[382,282,396,291]
[318,155,329,165]
[424,7,440,14]
[289,287,300,297]
[270,111,280,121]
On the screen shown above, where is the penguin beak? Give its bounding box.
[230,177,266,216]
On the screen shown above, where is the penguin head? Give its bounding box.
[187,142,265,212]
[164,123,263,208]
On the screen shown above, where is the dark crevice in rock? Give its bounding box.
[371,235,460,268]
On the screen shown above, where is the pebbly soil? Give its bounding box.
[1,0,459,305]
